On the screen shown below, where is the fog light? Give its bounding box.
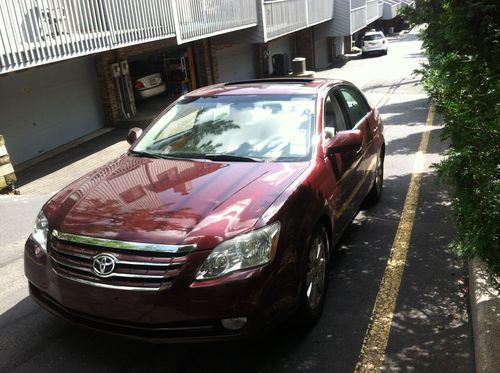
[221,317,247,331]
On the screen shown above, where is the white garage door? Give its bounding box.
[315,37,330,69]
[0,57,104,165]
[216,44,256,83]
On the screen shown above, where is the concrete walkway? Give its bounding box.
[15,128,129,195]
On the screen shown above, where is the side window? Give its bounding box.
[339,87,371,127]
[324,92,348,133]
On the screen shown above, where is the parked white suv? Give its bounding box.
[361,30,388,57]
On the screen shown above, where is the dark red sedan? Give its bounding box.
[25,78,384,342]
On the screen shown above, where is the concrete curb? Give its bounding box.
[469,258,500,373]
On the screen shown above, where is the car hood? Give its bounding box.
[45,156,308,249]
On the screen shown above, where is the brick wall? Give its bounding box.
[95,51,121,125]
[295,28,315,70]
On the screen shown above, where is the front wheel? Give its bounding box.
[295,225,329,327]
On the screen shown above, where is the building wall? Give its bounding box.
[317,0,351,37]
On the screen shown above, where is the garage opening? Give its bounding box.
[117,47,197,128]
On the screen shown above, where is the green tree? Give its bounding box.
[403,0,500,274]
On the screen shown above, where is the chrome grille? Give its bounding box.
[48,230,194,291]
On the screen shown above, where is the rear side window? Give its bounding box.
[363,34,384,41]
[339,87,371,127]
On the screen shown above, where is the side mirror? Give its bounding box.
[127,127,143,145]
[328,129,363,155]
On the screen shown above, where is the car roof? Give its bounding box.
[185,78,348,97]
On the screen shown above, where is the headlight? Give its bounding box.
[32,210,49,252]
[196,222,281,280]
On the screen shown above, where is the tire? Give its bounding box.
[365,153,384,205]
[361,52,366,58]
[295,225,329,327]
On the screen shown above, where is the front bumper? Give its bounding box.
[24,236,276,342]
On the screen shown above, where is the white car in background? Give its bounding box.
[361,30,388,57]
[130,61,167,100]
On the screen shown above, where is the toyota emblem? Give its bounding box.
[92,254,116,277]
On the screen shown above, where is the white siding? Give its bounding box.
[316,0,351,37]
[0,57,104,165]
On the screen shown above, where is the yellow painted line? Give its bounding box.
[354,105,435,373]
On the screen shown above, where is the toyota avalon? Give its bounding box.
[25,78,385,342]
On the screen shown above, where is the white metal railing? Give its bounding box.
[307,0,334,26]
[264,0,307,40]
[0,0,176,74]
[173,0,257,43]
[366,0,379,21]
[351,0,366,10]
[0,0,259,74]
[350,6,367,33]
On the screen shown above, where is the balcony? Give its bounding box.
[366,0,379,23]
[381,0,401,20]
[307,0,335,27]
[262,0,334,41]
[350,6,367,34]
[174,0,258,43]
[0,0,258,74]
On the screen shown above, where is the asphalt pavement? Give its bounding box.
[0,29,490,372]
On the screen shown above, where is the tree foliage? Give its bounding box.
[402,0,500,274]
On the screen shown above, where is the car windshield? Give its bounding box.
[133,95,316,162]
[363,34,384,41]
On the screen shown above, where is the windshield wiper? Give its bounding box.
[128,150,171,159]
[203,153,263,162]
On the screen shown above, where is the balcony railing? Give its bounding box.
[173,0,257,43]
[366,0,379,22]
[350,6,367,33]
[307,0,334,26]
[0,0,175,74]
[263,0,334,41]
[0,0,259,74]
[264,0,307,40]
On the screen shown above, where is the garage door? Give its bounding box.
[0,57,104,165]
[216,44,256,83]
[315,37,330,69]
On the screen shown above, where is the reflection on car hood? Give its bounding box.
[45,156,308,249]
